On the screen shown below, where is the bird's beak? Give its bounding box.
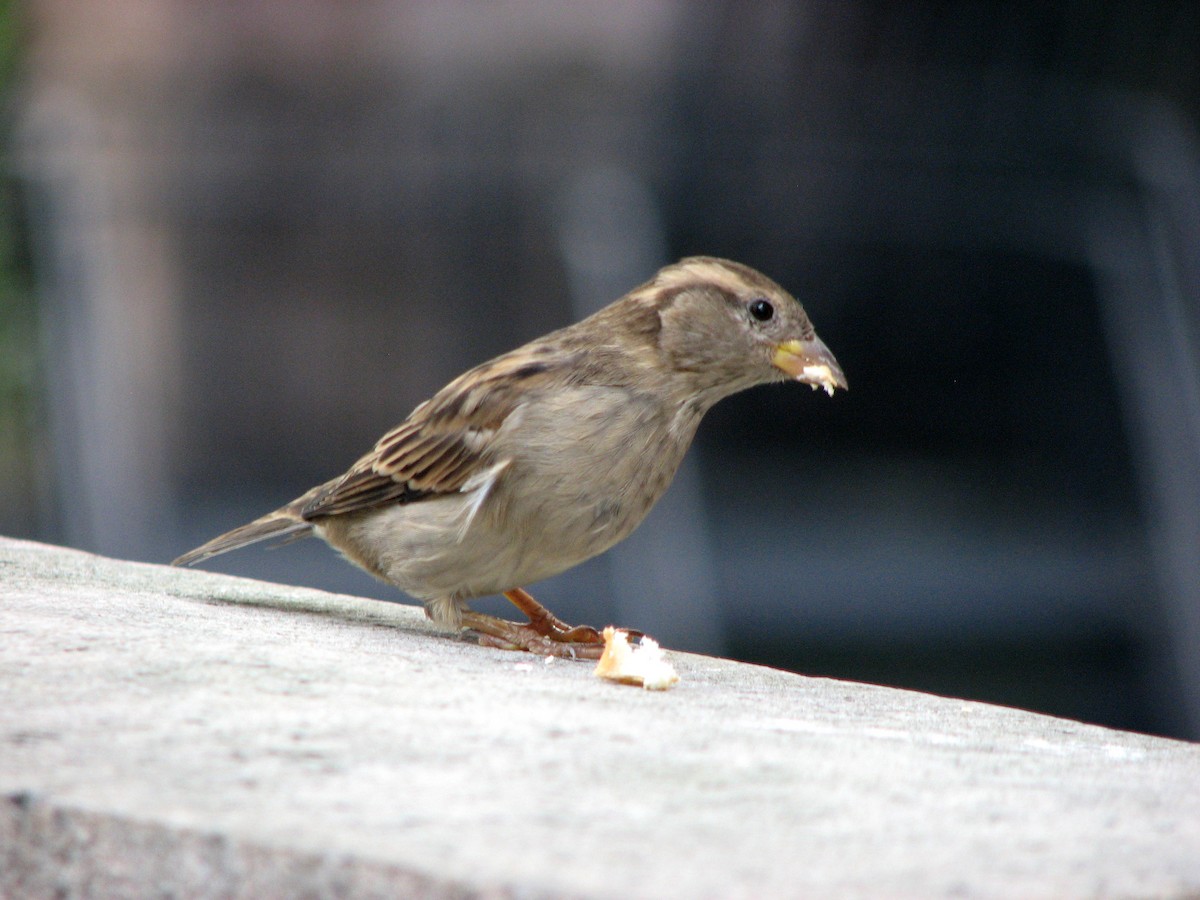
[771,336,848,396]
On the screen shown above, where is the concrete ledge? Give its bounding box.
[2,535,1198,898]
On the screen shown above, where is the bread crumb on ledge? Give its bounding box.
[594,627,680,691]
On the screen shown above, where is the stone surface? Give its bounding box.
[2,535,1199,898]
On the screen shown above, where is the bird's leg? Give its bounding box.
[502,587,603,643]
[460,611,606,659]
[457,587,640,660]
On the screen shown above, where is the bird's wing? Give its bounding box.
[299,351,574,520]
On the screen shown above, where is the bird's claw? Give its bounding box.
[472,625,605,660]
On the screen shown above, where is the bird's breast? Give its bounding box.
[485,386,698,562]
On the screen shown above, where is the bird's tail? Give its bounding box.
[172,506,311,567]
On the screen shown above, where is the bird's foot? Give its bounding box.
[458,587,642,660]
[462,614,603,659]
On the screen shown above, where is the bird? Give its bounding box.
[174,256,846,658]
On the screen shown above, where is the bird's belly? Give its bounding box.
[324,489,628,602]
[322,386,696,602]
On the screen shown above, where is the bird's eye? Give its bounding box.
[749,299,774,322]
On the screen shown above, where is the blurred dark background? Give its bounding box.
[3,1,1199,739]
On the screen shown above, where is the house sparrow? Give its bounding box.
[174,256,846,658]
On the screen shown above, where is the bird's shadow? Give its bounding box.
[168,576,452,643]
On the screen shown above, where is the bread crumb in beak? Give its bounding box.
[803,364,838,397]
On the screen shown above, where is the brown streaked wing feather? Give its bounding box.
[299,466,431,519]
[299,352,574,521]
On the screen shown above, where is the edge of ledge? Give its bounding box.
[3,535,1199,899]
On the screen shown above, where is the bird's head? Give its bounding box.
[639,256,847,404]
